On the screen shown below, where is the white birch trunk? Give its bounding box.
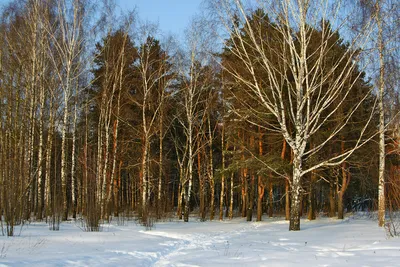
[71,90,78,218]
[377,1,385,227]
[157,103,164,218]
[37,72,45,219]
[229,172,234,220]
[45,100,54,217]
[289,153,303,231]
[96,95,105,204]
[184,119,193,222]
[27,11,38,216]
[101,99,111,217]
[141,91,149,214]
[219,123,225,221]
[208,115,215,220]
[61,79,70,220]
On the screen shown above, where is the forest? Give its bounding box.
[0,0,399,238]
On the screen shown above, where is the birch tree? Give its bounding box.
[45,0,88,220]
[0,0,55,233]
[175,19,215,222]
[122,24,173,220]
[212,0,376,230]
[90,17,137,219]
[356,0,400,227]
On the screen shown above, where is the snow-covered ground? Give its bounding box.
[0,215,399,266]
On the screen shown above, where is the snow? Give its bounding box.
[1,216,399,266]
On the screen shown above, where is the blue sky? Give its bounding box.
[0,0,202,38]
[117,0,203,38]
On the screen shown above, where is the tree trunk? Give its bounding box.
[338,190,344,220]
[45,101,54,219]
[177,180,183,219]
[61,94,69,221]
[184,123,193,222]
[206,115,215,220]
[108,119,119,216]
[329,179,336,217]
[268,179,273,218]
[281,140,290,221]
[289,154,302,231]
[108,58,124,216]
[141,137,149,217]
[101,102,111,219]
[157,106,164,218]
[308,170,317,220]
[338,140,350,220]
[210,178,215,219]
[240,131,247,218]
[247,173,254,221]
[256,127,264,221]
[257,178,264,222]
[96,102,104,209]
[377,1,385,227]
[37,77,45,220]
[114,160,122,216]
[219,126,225,220]
[198,141,205,221]
[338,164,350,219]
[71,92,78,219]
[82,101,89,216]
[27,16,38,219]
[242,167,248,218]
[229,172,234,220]
[285,180,290,220]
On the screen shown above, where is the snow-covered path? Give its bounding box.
[0,216,399,266]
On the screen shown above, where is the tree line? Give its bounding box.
[0,0,399,235]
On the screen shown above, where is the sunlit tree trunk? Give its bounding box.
[229,172,234,220]
[198,136,205,220]
[257,127,265,221]
[219,123,225,220]
[184,120,193,222]
[240,131,247,218]
[208,115,215,220]
[376,1,386,227]
[157,100,164,217]
[37,58,46,220]
[71,91,78,219]
[45,99,54,218]
[289,151,303,231]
